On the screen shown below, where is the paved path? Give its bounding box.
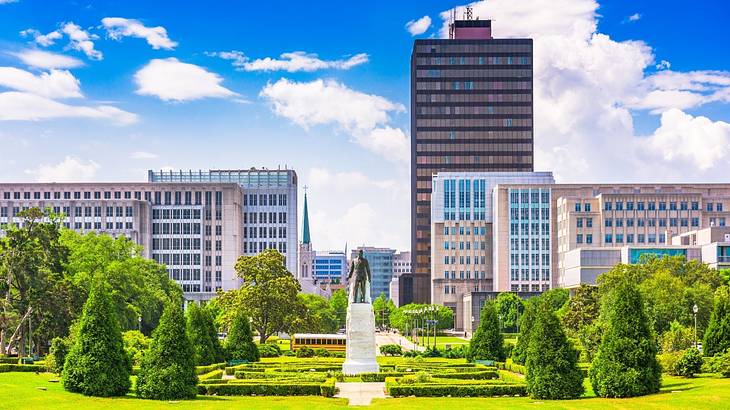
[335,382,386,406]
[375,331,424,352]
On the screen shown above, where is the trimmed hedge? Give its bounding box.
[386,380,526,397]
[0,357,21,364]
[497,361,526,375]
[200,378,336,397]
[199,369,224,381]
[195,363,226,375]
[0,364,47,373]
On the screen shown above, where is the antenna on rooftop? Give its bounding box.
[465,5,473,20]
[448,8,456,39]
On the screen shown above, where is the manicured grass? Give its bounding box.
[1,371,728,409]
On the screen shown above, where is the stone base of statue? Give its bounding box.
[342,303,379,375]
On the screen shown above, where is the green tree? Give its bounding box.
[562,284,600,336]
[47,336,70,374]
[512,298,537,365]
[495,292,523,332]
[704,286,730,357]
[219,249,302,343]
[63,276,131,397]
[136,302,197,400]
[186,302,224,366]
[526,300,584,399]
[469,301,504,361]
[61,230,182,334]
[373,293,396,329]
[660,321,693,353]
[226,308,259,362]
[388,304,454,334]
[675,348,703,377]
[590,280,661,398]
[329,289,348,329]
[294,293,338,334]
[123,330,150,367]
[541,288,570,313]
[0,208,69,356]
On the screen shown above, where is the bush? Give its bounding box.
[136,302,198,400]
[186,302,225,366]
[422,347,442,357]
[512,299,537,365]
[195,363,225,375]
[200,379,336,397]
[296,346,315,358]
[470,301,505,361]
[590,281,661,398]
[658,351,683,375]
[443,345,468,359]
[379,344,403,356]
[0,364,46,372]
[675,348,703,377]
[199,369,224,381]
[525,300,584,399]
[47,337,70,374]
[63,277,131,397]
[258,343,281,358]
[123,330,150,367]
[660,321,693,353]
[704,286,730,357]
[385,379,526,397]
[226,309,259,362]
[313,348,330,357]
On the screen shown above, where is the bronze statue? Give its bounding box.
[348,250,371,303]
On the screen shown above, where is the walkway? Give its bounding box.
[335,382,386,406]
[375,331,424,352]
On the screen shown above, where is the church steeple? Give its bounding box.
[302,187,311,245]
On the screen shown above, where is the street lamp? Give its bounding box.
[138,315,142,332]
[692,304,699,349]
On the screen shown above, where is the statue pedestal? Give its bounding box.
[342,303,379,375]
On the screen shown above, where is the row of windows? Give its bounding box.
[416,43,532,54]
[603,233,666,244]
[510,207,550,221]
[442,270,488,279]
[243,226,287,239]
[416,81,532,91]
[417,118,530,127]
[152,238,202,251]
[151,223,202,235]
[603,200,722,211]
[573,202,592,212]
[417,93,533,103]
[510,284,550,292]
[0,205,133,218]
[510,253,550,266]
[510,191,551,204]
[243,241,288,254]
[417,56,530,66]
[1,190,227,207]
[243,194,287,207]
[418,143,533,153]
[417,130,532,140]
[604,218,699,228]
[575,218,593,228]
[243,212,288,224]
[510,238,551,251]
[443,241,488,250]
[417,155,532,166]
[152,208,201,220]
[509,222,551,236]
[510,268,550,281]
[417,106,532,115]
[443,255,488,265]
[60,221,133,230]
[152,253,202,266]
[168,268,201,282]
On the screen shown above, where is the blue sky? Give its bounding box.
[1,0,729,251]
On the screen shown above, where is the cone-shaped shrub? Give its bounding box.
[136,302,198,400]
[526,300,584,399]
[469,300,505,361]
[704,286,730,357]
[512,299,537,365]
[63,276,131,396]
[227,309,259,362]
[186,302,224,366]
[590,281,661,398]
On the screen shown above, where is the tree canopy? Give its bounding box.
[704,285,730,357]
[495,292,523,333]
[186,302,225,366]
[469,300,505,361]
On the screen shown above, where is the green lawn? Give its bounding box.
[407,336,469,349]
[1,372,728,409]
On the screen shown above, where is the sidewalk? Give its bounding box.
[335,382,386,406]
[374,331,424,352]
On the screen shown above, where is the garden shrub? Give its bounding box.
[0,364,47,372]
[379,344,403,356]
[258,343,281,358]
[675,348,703,377]
[199,369,224,381]
[122,330,150,367]
[512,299,537,365]
[47,337,70,374]
[386,380,526,397]
[186,302,225,366]
[590,281,661,398]
[200,378,336,397]
[136,302,198,400]
[226,309,259,362]
[704,286,730,357]
[658,351,683,375]
[313,348,330,357]
[63,277,131,397]
[525,300,584,399]
[195,362,225,375]
[470,301,505,361]
[296,346,315,358]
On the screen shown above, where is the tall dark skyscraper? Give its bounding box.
[404,18,534,304]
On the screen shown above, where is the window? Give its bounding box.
[586,234,593,244]
[707,202,714,212]
[604,202,612,211]
[576,234,583,244]
[659,202,666,211]
[574,202,581,212]
[616,201,623,211]
[605,234,612,243]
[586,218,593,228]
[691,201,699,210]
[718,203,724,212]
[576,218,583,228]
[605,218,613,227]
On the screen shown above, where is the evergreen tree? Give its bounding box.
[704,286,730,357]
[469,301,505,361]
[590,281,661,398]
[512,299,537,364]
[526,301,584,399]
[63,276,131,397]
[136,302,198,400]
[226,308,259,362]
[186,302,224,366]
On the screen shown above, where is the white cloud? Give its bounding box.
[437,0,730,182]
[0,67,82,98]
[130,151,158,159]
[627,13,641,22]
[20,28,63,46]
[12,49,84,69]
[0,0,19,4]
[406,15,432,36]
[26,156,100,182]
[306,167,409,251]
[656,59,671,70]
[101,17,177,50]
[0,91,137,125]
[644,109,730,171]
[260,78,409,163]
[134,58,237,102]
[61,22,102,60]
[208,50,368,72]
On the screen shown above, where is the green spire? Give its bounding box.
[302,189,311,244]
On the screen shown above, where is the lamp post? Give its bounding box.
[138,315,142,332]
[692,304,699,349]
